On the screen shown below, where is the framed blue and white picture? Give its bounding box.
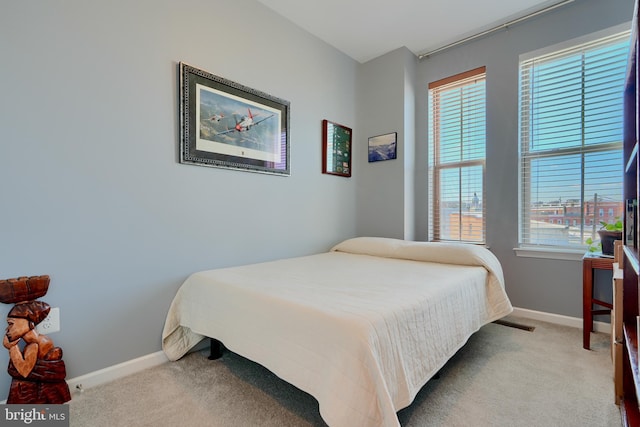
[368,132,397,162]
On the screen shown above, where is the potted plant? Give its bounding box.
[596,219,623,255]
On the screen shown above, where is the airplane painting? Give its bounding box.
[214,108,275,135]
[179,62,290,175]
[195,83,281,163]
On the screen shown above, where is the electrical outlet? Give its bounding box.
[36,307,60,334]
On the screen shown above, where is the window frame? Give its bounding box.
[428,66,487,244]
[516,24,630,259]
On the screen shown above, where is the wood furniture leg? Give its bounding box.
[583,255,614,350]
[583,259,593,349]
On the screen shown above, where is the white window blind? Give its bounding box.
[519,31,629,250]
[428,67,486,243]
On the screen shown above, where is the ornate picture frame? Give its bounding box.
[179,62,290,176]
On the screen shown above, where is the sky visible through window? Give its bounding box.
[430,75,486,242]
[436,81,485,205]
[527,42,627,202]
[520,34,629,247]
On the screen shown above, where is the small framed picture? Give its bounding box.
[368,132,397,162]
[322,120,352,177]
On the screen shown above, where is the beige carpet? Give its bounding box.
[69,316,621,426]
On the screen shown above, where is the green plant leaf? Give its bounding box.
[600,218,623,231]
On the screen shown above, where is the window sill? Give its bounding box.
[513,247,585,261]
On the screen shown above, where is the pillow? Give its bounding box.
[331,236,505,288]
[330,237,405,258]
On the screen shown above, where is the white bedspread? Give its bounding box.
[162,237,512,427]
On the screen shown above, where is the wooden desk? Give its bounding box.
[583,254,614,349]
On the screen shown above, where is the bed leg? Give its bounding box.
[208,338,224,360]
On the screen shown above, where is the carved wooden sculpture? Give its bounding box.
[0,275,71,404]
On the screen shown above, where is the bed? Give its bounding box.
[162,237,513,427]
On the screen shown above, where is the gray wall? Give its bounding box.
[0,0,634,401]
[412,0,633,315]
[0,0,358,398]
[356,47,417,240]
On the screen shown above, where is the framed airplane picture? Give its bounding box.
[179,62,290,175]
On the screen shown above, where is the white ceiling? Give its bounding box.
[255,0,573,63]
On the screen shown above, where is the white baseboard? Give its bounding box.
[512,306,611,334]
[66,351,169,397]
[0,308,607,403]
[0,350,170,404]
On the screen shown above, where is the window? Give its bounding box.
[519,30,629,250]
[428,67,486,243]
